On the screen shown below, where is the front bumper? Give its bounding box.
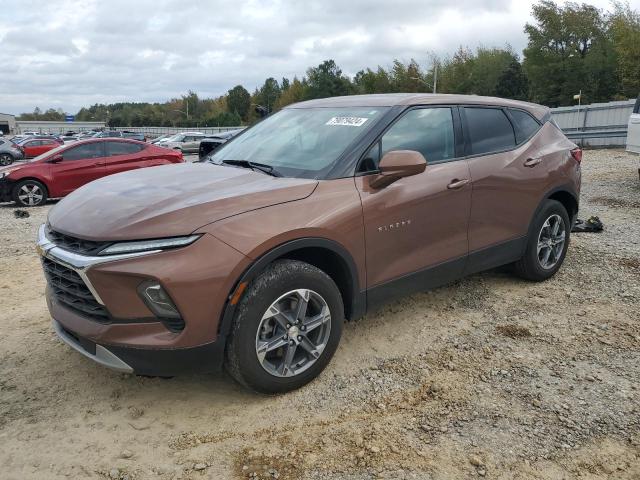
[37,224,250,374]
[0,177,14,202]
[51,316,226,376]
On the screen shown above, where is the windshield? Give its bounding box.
[209,107,389,179]
[165,134,183,142]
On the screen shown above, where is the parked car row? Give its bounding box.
[0,138,183,206]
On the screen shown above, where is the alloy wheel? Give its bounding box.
[18,183,44,206]
[537,214,566,269]
[0,154,12,166]
[255,289,332,378]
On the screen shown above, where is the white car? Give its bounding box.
[627,95,640,180]
[157,132,205,153]
[627,95,640,153]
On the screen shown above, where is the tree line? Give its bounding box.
[17,1,640,127]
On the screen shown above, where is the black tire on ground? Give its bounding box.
[12,179,48,207]
[0,153,14,166]
[225,259,344,394]
[514,199,571,281]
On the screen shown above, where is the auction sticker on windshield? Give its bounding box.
[326,117,369,127]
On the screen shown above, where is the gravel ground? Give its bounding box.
[0,150,638,479]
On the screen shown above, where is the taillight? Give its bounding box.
[570,148,582,164]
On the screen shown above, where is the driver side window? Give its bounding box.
[63,142,104,161]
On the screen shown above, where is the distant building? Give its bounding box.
[15,120,106,134]
[0,113,17,135]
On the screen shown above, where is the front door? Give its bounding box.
[355,107,471,307]
[50,141,107,196]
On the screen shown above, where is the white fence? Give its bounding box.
[550,99,635,148]
[113,126,243,136]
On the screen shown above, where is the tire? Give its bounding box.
[225,259,344,394]
[0,153,14,166]
[514,199,570,281]
[12,179,48,207]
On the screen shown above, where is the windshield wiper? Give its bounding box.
[220,159,282,177]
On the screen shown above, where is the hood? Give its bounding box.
[48,163,318,241]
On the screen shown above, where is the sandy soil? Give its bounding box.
[0,150,638,479]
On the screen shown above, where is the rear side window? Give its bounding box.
[106,141,144,156]
[380,108,455,164]
[465,107,515,155]
[509,109,541,143]
[63,142,104,160]
[634,96,640,114]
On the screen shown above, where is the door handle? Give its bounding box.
[524,157,542,167]
[447,178,469,190]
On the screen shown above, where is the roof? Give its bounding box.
[288,93,549,120]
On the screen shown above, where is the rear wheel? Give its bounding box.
[12,179,48,207]
[514,199,570,281]
[225,260,344,394]
[0,153,14,166]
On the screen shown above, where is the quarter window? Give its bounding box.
[380,108,455,164]
[509,109,541,144]
[465,107,516,155]
[63,142,104,160]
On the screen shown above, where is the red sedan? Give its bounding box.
[20,138,61,158]
[0,139,183,206]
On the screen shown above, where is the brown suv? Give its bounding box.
[37,94,581,393]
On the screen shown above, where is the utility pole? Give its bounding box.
[433,63,438,94]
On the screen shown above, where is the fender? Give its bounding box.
[217,237,365,338]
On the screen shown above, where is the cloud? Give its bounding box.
[0,0,636,114]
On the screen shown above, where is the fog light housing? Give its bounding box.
[137,280,184,331]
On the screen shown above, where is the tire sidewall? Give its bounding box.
[227,260,344,394]
[12,179,48,207]
[524,200,571,279]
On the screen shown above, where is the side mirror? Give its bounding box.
[49,154,63,163]
[370,150,427,188]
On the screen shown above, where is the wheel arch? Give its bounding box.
[547,189,579,222]
[12,176,50,196]
[218,238,365,338]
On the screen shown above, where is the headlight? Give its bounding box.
[98,235,200,256]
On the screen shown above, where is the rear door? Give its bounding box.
[463,106,561,270]
[104,140,148,176]
[39,139,59,155]
[627,96,640,154]
[50,141,107,195]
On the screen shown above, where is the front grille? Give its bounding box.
[42,257,109,321]
[46,228,111,256]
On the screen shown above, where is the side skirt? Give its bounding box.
[364,236,526,314]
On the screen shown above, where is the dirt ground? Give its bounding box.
[0,150,638,480]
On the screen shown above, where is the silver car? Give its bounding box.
[0,139,25,166]
[157,132,205,153]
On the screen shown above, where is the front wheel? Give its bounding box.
[0,153,14,166]
[225,260,344,394]
[514,199,570,281]
[12,179,48,207]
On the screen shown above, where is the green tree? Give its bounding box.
[609,1,640,98]
[523,1,616,106]
[256,77,281,113]
[226,85,251,121]
[305,60,352,99]
[495,58,529,99]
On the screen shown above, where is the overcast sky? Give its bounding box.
[1,0,638,115]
